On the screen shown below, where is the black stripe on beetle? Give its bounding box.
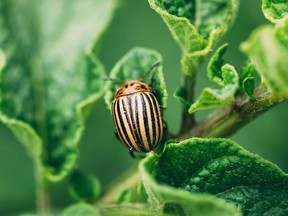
[112,80,163,153]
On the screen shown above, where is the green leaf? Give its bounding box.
[69,169,101,202]
[0,0,116,182]
[173,86,191,109]
[239,62,255,97]
[242,77,255,98]
[148,0,238,51]
[115,188,134,204]
[262,0,288,23]
[61,203,101,216]
[148,0,238,77]
[140,150,240,216]
[189,64,239,114]
[105,47,168,110]
[143,138,288,215]
[207,43,229,87]
[241,17,288,99]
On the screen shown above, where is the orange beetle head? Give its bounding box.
[114,80,152,99]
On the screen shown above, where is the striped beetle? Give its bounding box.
[111,62,164,156]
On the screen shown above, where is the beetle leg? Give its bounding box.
[129,147,136,158]
[114,131,120,141]
[148,74,156,87]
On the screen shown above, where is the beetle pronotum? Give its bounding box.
[110,62,164,155]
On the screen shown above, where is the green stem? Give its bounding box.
[36,163,51,216]
[179,54,199,134]
[180,77,197,133]
[178,87,282,139]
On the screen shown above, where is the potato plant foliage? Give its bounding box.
[0,0,288,215]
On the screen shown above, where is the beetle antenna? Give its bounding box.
[103,77,125,84]
[139,61,161,81]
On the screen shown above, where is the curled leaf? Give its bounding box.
[207,43,229,87]
[239,62,255,98]
[189,45,239,114]
[173,86,191,109]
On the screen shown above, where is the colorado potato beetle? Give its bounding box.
[111,62,164,155]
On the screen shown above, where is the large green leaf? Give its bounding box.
[142,138,288,215]
[105,47,168,110]
[262,0,288,23]
[241,16,288,99]
[140,148,241,215]
[148,0,238,77]
[0,0,115,182]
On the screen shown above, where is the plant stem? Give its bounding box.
[179,54,199,133]
[36,163,51,216]
[177,87,282,139]
[180,77,197,133]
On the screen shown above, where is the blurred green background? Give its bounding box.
[1,0,287,214]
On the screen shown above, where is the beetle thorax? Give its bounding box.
[115,80,152,99]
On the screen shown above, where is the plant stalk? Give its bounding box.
[36,163,51,216]
[180,77,197,133]
[179,53,199,134]
[177,88,282,139]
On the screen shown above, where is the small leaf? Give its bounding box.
[115,188,133,204]
[207,43,229,87]
[61,203,101,216]
[242,77,255,98]
[189,64,239,113]
[241,17,288,99]
[139,150,240,216]
[173,86,191,109]
[189,44,239,113]
[0,0,115,182]
[105,47,168,110]
[69,169,101,202]
[239,62,255,97]
[262,0,288,23]
[143,138,288,215]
